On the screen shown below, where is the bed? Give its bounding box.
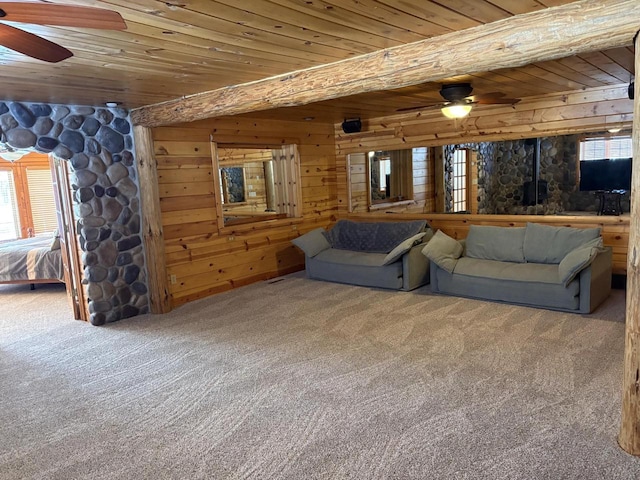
[0,234,64,286]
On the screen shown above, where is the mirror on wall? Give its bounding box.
[369,149,413,204]
[346,130,632,216]
[348,147,425,213]
[212,143,302,228]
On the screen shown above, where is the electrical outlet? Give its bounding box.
[292,225,297,231]
[170,274,177,285]
[228,235,235,241]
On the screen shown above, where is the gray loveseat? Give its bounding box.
[422,223,612,313]
[291,219,432,291]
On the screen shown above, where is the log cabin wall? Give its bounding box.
[335,85,633,275]
[152,117,337,308]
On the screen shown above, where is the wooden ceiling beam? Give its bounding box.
[131,0,639,127]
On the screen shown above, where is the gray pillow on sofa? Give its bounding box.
[291,228,331,258]
[558,237,605,286]
[382,232,427,265]
[523,222,601,264]
[465,225,525,263]
[421,230,463,273]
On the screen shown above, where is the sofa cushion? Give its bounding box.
[465,225,525,263]
[421,230,463,273]
[558,237,605,286]
[313,248,387,267]
[382,232,427,265]
[325,219,427,253]
[291,228,331,258]
[523,223,601,264]
[453,257,563,284]
[433,267,580,311]
[306,253,403,290]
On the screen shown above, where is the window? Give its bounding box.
[212,143,302,229]
[452,149,468,212]
[0,153,57,240]
[579,134,632,160]
[0,170,20,241]
[26,168,58,233]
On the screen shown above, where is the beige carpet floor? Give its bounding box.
[1,275,639,479]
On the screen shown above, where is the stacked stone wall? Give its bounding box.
[0,101,148,325]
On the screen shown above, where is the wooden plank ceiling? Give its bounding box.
[0,0,634,122]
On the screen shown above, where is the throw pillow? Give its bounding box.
[50,229,61,251]
[465,225,525,263]
[382,232,427,265]
[523,222,601,264]
[558,237,605,286]
[291,228,331,258]
[421,230,463,273]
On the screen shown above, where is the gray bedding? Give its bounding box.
[0,235,64,283]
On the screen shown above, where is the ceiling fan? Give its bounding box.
[0,1,126,63]
[397,83,521,118]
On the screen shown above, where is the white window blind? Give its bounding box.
[26,168,58,235]
[0,170,20,241]
[452,149,467,212]
[579,135,633,160]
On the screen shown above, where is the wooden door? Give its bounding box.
[50,156,88,321]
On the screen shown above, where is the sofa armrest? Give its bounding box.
[401,243,430,291]
[578,246,612,313]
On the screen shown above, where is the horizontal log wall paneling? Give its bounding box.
[153,117,338,307]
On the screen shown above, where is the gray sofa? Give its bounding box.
[291,219,432,291]
[422,223,612,313]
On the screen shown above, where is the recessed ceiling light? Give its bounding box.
[608,127,622,133]
[303,116,314,121]
[105,101,120,108]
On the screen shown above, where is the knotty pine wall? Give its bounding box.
[153,117,337,307]
[335,85,633,275]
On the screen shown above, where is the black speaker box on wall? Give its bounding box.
[341,118,362,134]
[629,81,635,100]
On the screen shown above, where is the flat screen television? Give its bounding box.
[579,158,632,191]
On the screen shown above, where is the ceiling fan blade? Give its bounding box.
[0,3,126,30]
[468,92,506,102]
[396,103,443,112]
[0,23,72,62]
[474,97,521,105]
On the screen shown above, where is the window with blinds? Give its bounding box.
[579,135,633,160]
[26,167,58,235]
[0,170,21,241]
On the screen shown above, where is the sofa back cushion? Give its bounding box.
[523,222,601,264]
[325,219,427,253]
[465,225,526,263]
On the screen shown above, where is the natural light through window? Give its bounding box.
[579,135,633,160]
[452,149,468,212]
[0,170,20,241]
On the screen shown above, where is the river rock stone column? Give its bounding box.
[0,101,149,325]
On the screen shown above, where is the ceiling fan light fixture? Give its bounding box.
[441,103,472,119]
